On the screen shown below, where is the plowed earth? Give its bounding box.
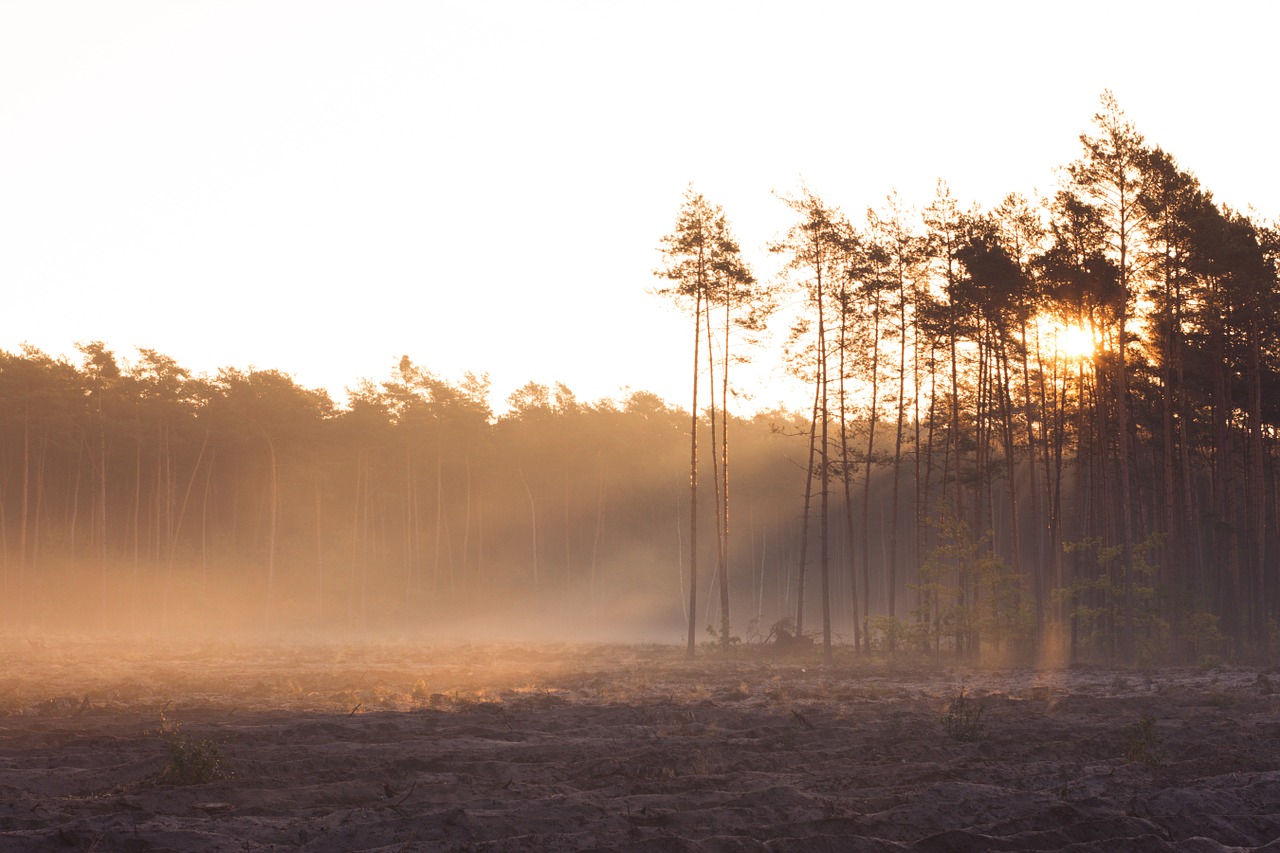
[2,640,1280,851]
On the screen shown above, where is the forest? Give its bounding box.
[3,94,1278,666]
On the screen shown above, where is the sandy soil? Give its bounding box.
[2,638,1280,851]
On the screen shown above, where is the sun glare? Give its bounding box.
[1054,322,1097,360]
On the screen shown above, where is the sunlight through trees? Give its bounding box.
[3,93,1279,664]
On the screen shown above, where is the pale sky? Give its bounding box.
[2,1,1276,412]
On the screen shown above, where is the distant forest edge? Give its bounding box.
[5,93,1280,664]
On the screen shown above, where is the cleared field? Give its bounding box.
[1,639,1278,851]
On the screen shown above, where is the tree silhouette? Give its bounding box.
[655,187,754,654]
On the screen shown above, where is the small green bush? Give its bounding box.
[1121,715,1165,765]
[150,709,225,785]
[940,688,985,742]
[160,732,225,785]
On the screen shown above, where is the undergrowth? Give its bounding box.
[940,688,986,742]
[1121,715,1165,765]
[150,708,225,785]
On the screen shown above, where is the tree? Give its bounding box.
[955,216,1035,650]
[1064,91,1149,661]
[703,205,762,649]
[868,194,926,640]
[772,186,853,664]
[655,187,754,655]
[1137,147,1209,652]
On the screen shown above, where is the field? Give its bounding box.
[2,638,1279,851]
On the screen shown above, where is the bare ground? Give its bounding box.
[2,639,1280,851]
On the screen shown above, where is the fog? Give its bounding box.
[0,343,1272,668]
[0,353,822,646]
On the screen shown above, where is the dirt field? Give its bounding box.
[2,638,1280,851]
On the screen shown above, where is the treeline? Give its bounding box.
[657,92,1280,663]
[0,347,813,637]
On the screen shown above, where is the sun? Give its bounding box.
[1053,322,1097,360]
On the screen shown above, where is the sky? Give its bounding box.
[2,1,1277,413]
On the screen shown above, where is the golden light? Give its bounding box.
[1054,322,1097,360]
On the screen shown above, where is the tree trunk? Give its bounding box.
[795,378,820,638]
[264,432,278,626]
[861,286,883,650]
[686,287,702,658]
[818,257,832,666]
[1248,316,1268,657]
[519,467,539,593]
[838,287,862,653]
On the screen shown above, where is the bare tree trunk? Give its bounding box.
[264,432,278,626]
[592,455,605,630]
[404,446,415,594]
[31,441,45,601]
[1248,317,1268,657]
[476,492,485,583]
[913,322,928,648]
[131,412,142,631]
[888,284,908,635]
[795,378,820,638]
[996,339,1023,621]
[360,457,369,629]
[18,402,30,620]
[686,287,702,658]
[315,476,324,624]
[1112,323,1137,662]
[97,408,108,631]
[818,272,833,666]
[720,297,733,644]
[201,452,214,600]
[349,454,364,628]
[702,294,729,644]
[519,467,539,592]
[861,290,883,649]
[433,452,444,595]
[69,435,84,566]
[923,340,941,651]
[163,430,208,629]
[463,455,472,590]
[1019,321,1045,647]
[838,290,863,653]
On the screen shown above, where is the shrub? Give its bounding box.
[151,709,225,785]
[1120,715,1164,765]
[160,732,225,785]
[940,688,985,742]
